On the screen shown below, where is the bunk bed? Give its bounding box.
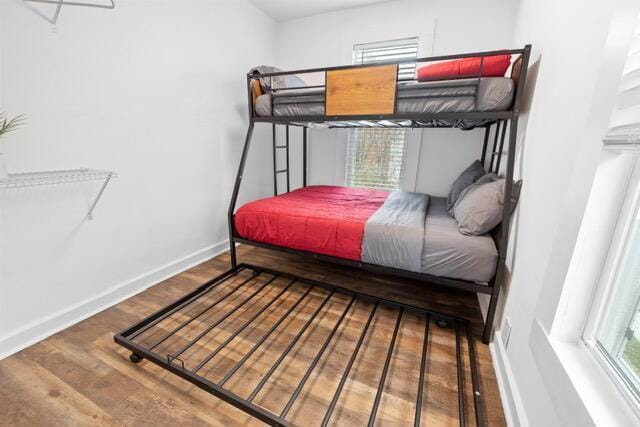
[115,45,531,427]
[232,46,530,345]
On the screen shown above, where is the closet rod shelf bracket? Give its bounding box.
[0,168,117,220]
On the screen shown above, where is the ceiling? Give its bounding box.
[249,0,398,22]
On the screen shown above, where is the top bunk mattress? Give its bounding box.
[255,77,514,118]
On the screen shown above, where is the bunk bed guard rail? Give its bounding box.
[247,46,529,127]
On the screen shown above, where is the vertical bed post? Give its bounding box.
[229,73,256,269]
[489,120,502,172]
[228,122,255,268]
[272,124,277,196]
[495,121,508,173]
[483,45,531,343]
[285,125,291,192]
[303,126,308,187]
[481,124,491,167]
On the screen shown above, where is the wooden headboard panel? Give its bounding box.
[326,64,398,116]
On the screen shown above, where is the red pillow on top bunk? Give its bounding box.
[417,54,511,81]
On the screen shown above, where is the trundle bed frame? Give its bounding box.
[115,264,483,426]
[115,45,531,426]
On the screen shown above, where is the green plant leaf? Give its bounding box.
[0,112,27,139]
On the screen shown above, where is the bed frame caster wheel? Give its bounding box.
[129,353,142,364]
[436,319,449,328]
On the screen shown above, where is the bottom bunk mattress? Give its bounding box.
[233,186,389,261]
[234,186,498,283]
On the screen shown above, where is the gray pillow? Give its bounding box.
[446,160,486,213]
[453,178,505,236]
[453,174,523,236]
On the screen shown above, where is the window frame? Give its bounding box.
[582,149,640,416]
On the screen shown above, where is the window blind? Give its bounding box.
[353,37,419,80]
[346,128,408,190]
[604,16,640,147]
[346,37,418,190]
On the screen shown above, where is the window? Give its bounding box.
[584,15,640,410]
[345,38,418,190]
[588,187,640,403]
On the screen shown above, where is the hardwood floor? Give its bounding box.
[0,245,506,426]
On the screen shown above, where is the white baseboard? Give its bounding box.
[490,332,528,426]
[0,240,230,360]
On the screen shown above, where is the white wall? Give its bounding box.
[493,0,640,425]
[0,0,276,357]
[274,0,519,195]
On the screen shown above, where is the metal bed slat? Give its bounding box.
[192,278,297,373]
[248,288,336,402]
[467,323,484,427]
[168,274,279,360]
[271,84,326,92]
[367,308,403,427]
[396,93,476,100]
[219,284,314,386]
[415,315,430,427]
[145,272,258,350]
[272,100,325,106]
[456,322,467,427]
[280,295,358,418]
[126,267,244,340]
[321,302,379,427]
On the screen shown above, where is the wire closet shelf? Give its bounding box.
[0,168,116,219]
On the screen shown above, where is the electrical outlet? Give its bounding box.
[502,318,513,348]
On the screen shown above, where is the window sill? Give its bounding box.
[529,319,639,426]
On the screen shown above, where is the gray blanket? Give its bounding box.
[362,192,497,282]
[362,191,429,273]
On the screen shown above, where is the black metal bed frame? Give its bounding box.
[115,263,483,426]
[228,45,531,344]
[113,46,530,425]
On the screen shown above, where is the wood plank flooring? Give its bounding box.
[0,245,506,426]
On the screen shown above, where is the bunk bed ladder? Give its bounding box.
[272,124,308,196]
[273,124,291,195]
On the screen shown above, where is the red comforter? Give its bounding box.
[234,186,389,260]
